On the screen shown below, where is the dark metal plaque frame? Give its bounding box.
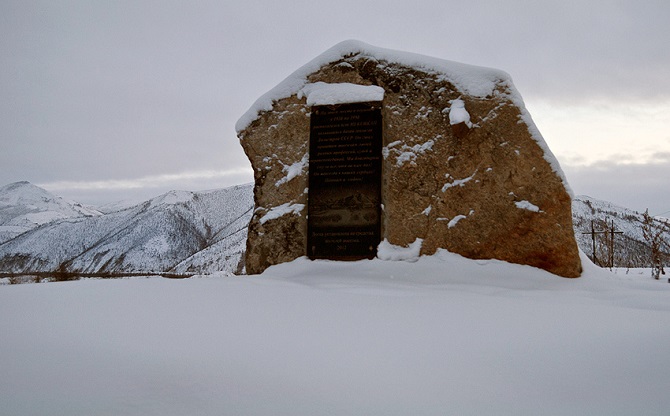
[307,101,383,260]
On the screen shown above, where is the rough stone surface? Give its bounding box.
[238,46,582,277]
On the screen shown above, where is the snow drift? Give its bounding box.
[1,251,669,415]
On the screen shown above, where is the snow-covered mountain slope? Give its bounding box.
[572,195,670,267]
[0,184,253,275]
[1,182,664,276]
[0,181,101,244]
[169,200,251,275]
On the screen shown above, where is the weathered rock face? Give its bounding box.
[238,41,582,277]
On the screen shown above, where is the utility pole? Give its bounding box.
[583,221,599,265]
[582,219,623,267]
[608,219,623,268]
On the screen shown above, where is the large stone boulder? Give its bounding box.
[236,40,582,277]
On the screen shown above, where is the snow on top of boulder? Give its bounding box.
[236,40,510,133]
[298,82,385,106]
[235,40,570,196]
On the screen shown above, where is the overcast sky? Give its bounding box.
[2,0,669,216]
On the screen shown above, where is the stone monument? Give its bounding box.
[236,40,582,277]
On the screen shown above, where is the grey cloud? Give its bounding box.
[2,1,669,208]
[563,155,670,216]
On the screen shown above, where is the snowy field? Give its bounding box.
[2,251,669,416]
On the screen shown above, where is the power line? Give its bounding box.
[653,209,670,217]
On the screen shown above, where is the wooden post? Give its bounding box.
[582,219,623,268]
[582,220,599,265]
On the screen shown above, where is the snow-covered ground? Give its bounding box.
[2,251,669,416]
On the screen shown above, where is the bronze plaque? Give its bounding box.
[307,101,382,259]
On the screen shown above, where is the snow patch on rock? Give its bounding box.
[515,200,542,212]
[441,171,477,192]
[437,209,475,228]
[275,154,309,187]
[259,203,305,224]
[447,215,468,228]
[384,140,435,167]
[447,99,473,127]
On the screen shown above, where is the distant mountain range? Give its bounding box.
[0,181,102,243]
[0,181,667,280]
[0,182,253,279]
